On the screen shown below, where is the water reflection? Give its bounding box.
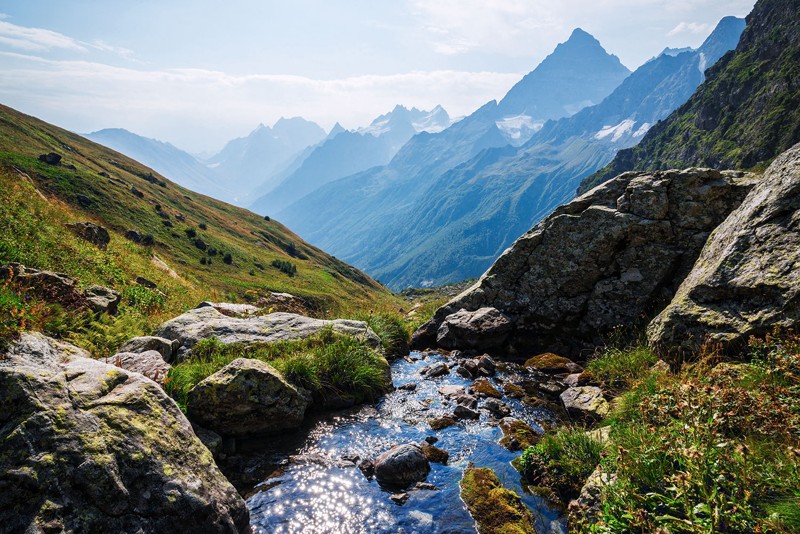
[246,352,566,533]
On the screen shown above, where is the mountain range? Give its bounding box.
[249,105,451,215]
[274,19,743,290]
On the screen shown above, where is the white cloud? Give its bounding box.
[0,20,86,51]
[0,52,521,152]
[667,21,713,36]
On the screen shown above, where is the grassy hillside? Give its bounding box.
[0,103,400,344]
[580,0,800,193]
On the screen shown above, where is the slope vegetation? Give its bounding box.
[0,104,396,329]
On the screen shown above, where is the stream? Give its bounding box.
[243,351,567,533]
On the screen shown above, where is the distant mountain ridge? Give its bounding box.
[207,117,327,203]
[250,105,451,215]
[580,0,799,192]
[84,128,231,202]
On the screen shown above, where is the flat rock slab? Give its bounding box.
[154,305,381,356]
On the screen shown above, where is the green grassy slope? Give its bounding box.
[579,0,800,193]
[0,103,399,328]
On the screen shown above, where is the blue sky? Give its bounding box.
[0,0,756,153]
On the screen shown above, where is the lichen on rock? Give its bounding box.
[0,333,249,533]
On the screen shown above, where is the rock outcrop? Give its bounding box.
[0,263,119,314]
[186,358,312,437]
[65,222,111,250]
[648,143,800,351]
[414,168,756,355]
[0,333,249,533]
[154,304,381,356]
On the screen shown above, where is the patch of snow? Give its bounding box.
[495,115,543,142]
[698,52,707,76]
[633,122,651,138]
[594,119,636,143]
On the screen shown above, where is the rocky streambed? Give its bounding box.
[240,350,569,534]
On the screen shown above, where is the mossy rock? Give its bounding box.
[499,419,539,451]
[524,353,575,374]
[460,465,536,534]
[421,443,449,464]
[471,378,503,399]
[501,382,526,399]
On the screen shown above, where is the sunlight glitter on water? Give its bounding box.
[247,352,566,534]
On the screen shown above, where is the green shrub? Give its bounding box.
[122,285,166,315]
[184,227,196,238]
[223,253,233,265]
[586,341,658,392]
[271,259,297,276]
[582,332,800,533]
[517,427,603,503]
[198,222,207,230]
[349,311,409,357]
[69,312,148,359]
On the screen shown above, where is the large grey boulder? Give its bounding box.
[373,444,430,487]
[436,307,512,350]
[187,358,312,437]
[414,169,756,355]
[119,335,180,363]
[0,333,248,533]
[154,305,381,357]
[648,144,800,352]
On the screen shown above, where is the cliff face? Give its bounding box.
[414,168,756,357]
[580,0,800,193]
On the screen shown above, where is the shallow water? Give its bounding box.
[246,351,566,533]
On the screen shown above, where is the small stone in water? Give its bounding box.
[413,482,440,491]
[390,492,410,505]
[454,405,480,420]
[399,382,418,391]
[424,436,438,444]
[429,416,457,430]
